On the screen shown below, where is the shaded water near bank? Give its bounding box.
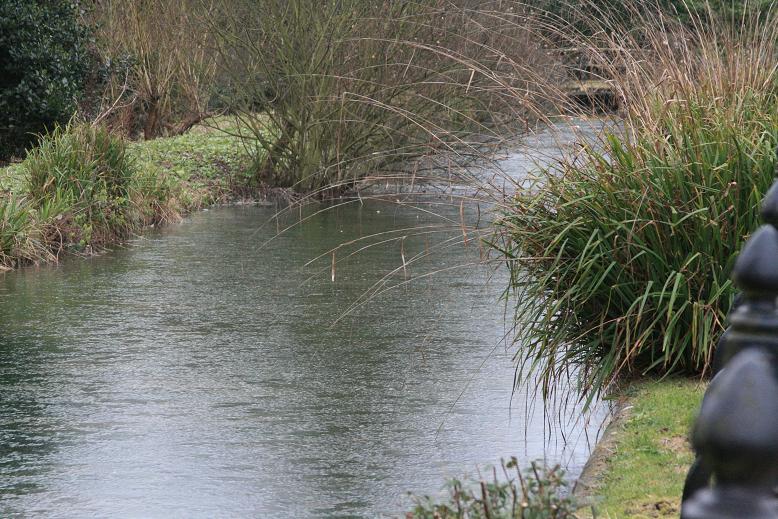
[0,201,604,517]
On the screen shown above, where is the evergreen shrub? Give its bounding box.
[0,0,92,159]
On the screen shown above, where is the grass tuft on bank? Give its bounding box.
[0,119,255,270]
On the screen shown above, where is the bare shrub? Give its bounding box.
[90,0,220,139]
[211,0,562,194]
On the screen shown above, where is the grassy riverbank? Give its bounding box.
[0,120,256,270]
[579,380,705,518]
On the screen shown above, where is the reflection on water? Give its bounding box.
[0,202,605,518]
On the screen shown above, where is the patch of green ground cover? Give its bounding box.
[587,379,705,518]
[130,121,251,182]
[0,163,25,196]
[128,118,257,205]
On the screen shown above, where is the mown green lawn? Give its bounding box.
[584,379,706,518]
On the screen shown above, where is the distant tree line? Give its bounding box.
[2,0,771,163]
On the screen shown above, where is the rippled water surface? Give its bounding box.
[0,202,603,517]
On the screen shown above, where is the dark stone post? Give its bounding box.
[681,179,778,518]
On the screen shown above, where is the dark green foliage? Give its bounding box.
[407,460,578,518]
[0,0,92,159]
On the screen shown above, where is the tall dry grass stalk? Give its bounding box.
[578,1,778,132]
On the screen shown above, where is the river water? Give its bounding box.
[0,125,607,518]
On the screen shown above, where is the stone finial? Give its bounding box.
[719,224,778,375]
[732,225,778,297]
[760,180,778,227]
[682,349,778,519]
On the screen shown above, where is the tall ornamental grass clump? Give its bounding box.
[494,5,778,402]
[0,122,209,268]
[23,123,136,248]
